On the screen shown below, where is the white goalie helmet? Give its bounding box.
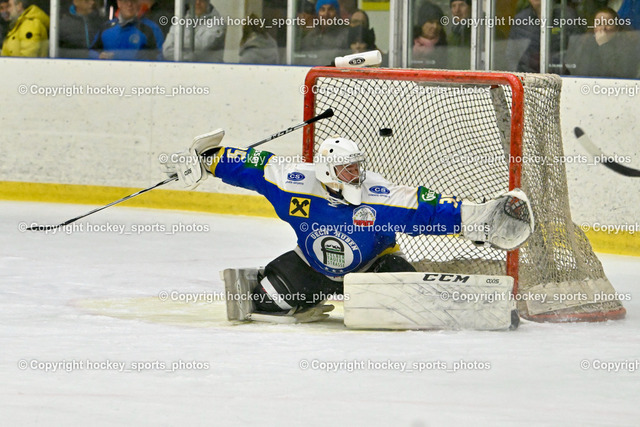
[314,137,366,205]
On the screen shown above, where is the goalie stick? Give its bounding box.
[574,127,640,177]
[27,108,335,231]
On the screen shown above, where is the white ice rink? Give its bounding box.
[2,200,639,426]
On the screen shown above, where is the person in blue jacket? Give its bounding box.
[163,130,534,321]
[90,0,163,60]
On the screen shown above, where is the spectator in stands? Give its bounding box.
[449,0,471,46]
[347,23,376,53]
[139,0,171,36]
[163,0,225,62]
[448,0,471,69]
[295,0,315,49]
[505,0,581,73]
[59,0,104,58]
[565,7,640,77]
[338,0,357,20]
[348,9,380,51]
[578,0,620,27]
[1,0,49,57]
[618,0,640,29]
[412,1,448,68]
[90,0,164,60]
[299,0,349,65]
[347,23,386,66]
[0,0,11,44]
[239,13,278,64]
[349,9,369,28]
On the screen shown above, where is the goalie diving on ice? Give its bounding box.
[162,131,534,324]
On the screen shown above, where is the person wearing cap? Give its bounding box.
[299,0,349,65]
[412,1,448,68]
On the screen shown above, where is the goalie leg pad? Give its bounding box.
[344,272,519,331]
[366,253,416,273]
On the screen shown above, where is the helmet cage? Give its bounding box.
[331,153,366,187]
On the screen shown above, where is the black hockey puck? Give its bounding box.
[379,128,393,137]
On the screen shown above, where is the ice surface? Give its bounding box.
[1,201,639,426]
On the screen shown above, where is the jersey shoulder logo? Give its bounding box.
[245,148,270,170]
[418,187,440,206]
[289,197,311,218]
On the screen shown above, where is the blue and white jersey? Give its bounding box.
[210,147,462,278]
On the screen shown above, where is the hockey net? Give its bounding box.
[302,67,625,322]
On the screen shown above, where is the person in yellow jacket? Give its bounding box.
[1,0,49,57]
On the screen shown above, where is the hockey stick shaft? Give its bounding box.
[574,127,640,177]
[27,176,178,231]
[27,109,335,231]
[247,108,333,149]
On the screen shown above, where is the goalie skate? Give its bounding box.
[222,268,335,323]
[222,268,259,321]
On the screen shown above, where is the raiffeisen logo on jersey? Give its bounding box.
[368,185,390,196]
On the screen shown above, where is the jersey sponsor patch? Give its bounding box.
[289,197,311,218]
[353,206,376,226]
[245,148,270,170]
[286,172,305,182]
[285,171,306,186]
[418,187,440,206]
[369,185,390,196]
[305,230,362,275]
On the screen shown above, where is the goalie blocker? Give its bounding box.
[343,272,519,331]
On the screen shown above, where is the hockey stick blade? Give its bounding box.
[574,127,640,177]
[26,176,178,231]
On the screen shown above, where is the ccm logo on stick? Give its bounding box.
[422,273,470,283]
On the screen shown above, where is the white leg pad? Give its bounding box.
[344,272,519,331]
